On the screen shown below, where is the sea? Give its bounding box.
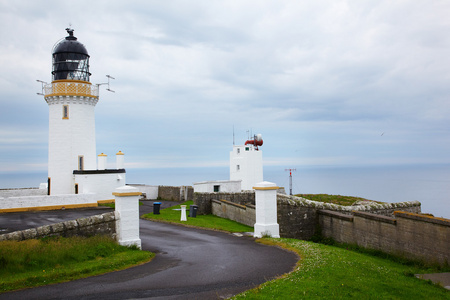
[1,164,449,219]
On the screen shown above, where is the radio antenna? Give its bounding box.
[36,80,48,96]
[233,125,235,146]
[97,75,115,93]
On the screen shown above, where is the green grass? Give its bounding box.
[142,201,253,233]
[295,194,381,206]
[0,235,153,293]
[98,202,115,209]
[232,238,450,299]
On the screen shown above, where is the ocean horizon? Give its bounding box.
[1,163,449,219]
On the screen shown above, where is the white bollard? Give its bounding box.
[113,185,142,249]
[180,205,187,221]
[253,181,280,238]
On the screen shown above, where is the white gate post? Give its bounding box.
[253,181,280,238]
[113,185,142,249]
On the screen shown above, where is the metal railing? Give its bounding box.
[44,81,99,98]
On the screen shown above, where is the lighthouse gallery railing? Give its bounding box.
[44,80,99,98]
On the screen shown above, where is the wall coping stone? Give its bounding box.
[278,194,420,213]
[319,210,354,222]
[213,199,246,209]
[353,211,397,225]
[394,211,450,227]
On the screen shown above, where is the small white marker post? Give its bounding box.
[180,205,187,221]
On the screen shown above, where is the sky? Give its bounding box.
[1,1,450,182]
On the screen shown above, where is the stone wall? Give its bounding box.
[319,210,450,266]
[158,186,180,201]
[276,194,421,240]
[212,199,255,227]
[195,192,420,240]
[194,191,255,215]
[0,212,116,242]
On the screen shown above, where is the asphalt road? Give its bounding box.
[0,202,298,299]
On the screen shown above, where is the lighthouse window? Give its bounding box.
[236,165,240,171]
[237,148,240,154]
[62,105,69,119]
[78,155,84,171]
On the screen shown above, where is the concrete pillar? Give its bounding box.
[253,181,280,238]
[116,151,125,169]
[113,185,142,249]
[98,153,107,170]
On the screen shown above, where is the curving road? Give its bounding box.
[0,207,298,299]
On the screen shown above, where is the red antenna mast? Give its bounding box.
[284,168,296,195]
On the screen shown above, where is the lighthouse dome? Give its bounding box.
[52,28,91,82]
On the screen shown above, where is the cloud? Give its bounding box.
[1,0,450,178]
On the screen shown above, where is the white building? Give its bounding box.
[229,134,264,190]
[42,28,125,198]
[193,134,264,193]
[193,180,241,193]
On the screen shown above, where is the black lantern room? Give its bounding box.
[52,28,91,82]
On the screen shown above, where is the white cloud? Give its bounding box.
[1,0,450,176]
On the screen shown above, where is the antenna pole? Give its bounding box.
[284,168,297,195]
[233,125,235,146]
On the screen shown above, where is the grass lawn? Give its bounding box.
[142,201,253,233]
[232,238,450,299]
[143,201,449,298]
[0,235,153,293]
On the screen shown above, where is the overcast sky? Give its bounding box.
[1,0,449,176]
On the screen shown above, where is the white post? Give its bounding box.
[113,185,142,249]
[116,151,125,169]
[98,153,107,170]
[253,181,280,238]
[180,205,187,221]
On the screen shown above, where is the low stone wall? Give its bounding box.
[277,194,421,240]
[195,192,420,240]
[319,210,450,266]
[0,212,116,242]
[194,191,255,215]
[212,199,255,227]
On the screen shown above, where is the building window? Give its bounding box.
[78,155,84,171]
[236,165,240,171]
[63,105,69,119]
[214,185,220,192]
[245,147,249,151]
[237,148,240,154]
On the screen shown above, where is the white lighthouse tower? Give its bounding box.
[230,134,264,190]
[43,28,97,195]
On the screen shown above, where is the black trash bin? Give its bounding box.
[153,202,162,214]
[189,205,198,218]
